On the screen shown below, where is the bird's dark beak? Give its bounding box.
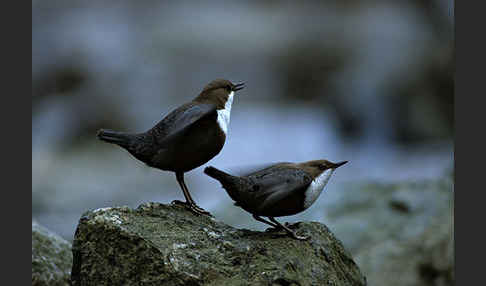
[233,82,245,91]
[332,161,348,169]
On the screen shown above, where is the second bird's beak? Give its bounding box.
[233,82,245,91]
[332,161,348,169]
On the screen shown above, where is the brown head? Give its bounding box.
[297,159,348,179]
[194,79,245,109]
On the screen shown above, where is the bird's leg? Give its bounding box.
[179,175,210,215]
[175,172,196,205]
[175,172,211,216]
[252,214,282,230]
[268,217,310,241]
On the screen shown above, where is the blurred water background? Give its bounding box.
[32,0,454,284]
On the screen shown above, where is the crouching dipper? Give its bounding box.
[97,79,244,216]
[204,160,348,239]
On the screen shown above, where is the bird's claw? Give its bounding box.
[172,200,186,206]
[265,226,282,232]
[172,200,212,217]
[190,204,212,217]
[291,233,310,241]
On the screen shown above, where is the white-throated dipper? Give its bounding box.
[204,159,348,239]
[97,79,244,216]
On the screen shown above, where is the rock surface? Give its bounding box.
[324,175,454,286]
[32,220,73,286]
[71,202,367,286]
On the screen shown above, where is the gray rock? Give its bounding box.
[324,175,454,286]
[32,220,73,286]
[71,202,366,286]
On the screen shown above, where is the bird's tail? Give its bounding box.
[204,166,245,202]
[97,129,133,148]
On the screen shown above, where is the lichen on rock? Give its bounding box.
[71,202,366,286]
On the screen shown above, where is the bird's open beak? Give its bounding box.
[233,82,245,91]
[332,161,348,169]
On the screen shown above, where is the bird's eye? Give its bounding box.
[225,85,232,92]
[319,164,327,170]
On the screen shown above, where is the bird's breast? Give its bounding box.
[216,91,234,135]
[303,169,334,209]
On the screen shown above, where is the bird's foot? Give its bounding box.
[280,223,309,241]
[265,226,282,232]
[172,200,212,217]
[291,233,311,241]
[172,200,186,206]
[266,227,309,240]
[189,204,212,217]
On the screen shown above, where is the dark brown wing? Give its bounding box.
[222,162,291,177]
[245,166,313,213]
[150,102,217,147]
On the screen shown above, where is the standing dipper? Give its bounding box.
[97,79,244,216]
[204,159,348,239]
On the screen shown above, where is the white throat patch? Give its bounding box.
[216,91,234,135]
[303,168,334,209]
